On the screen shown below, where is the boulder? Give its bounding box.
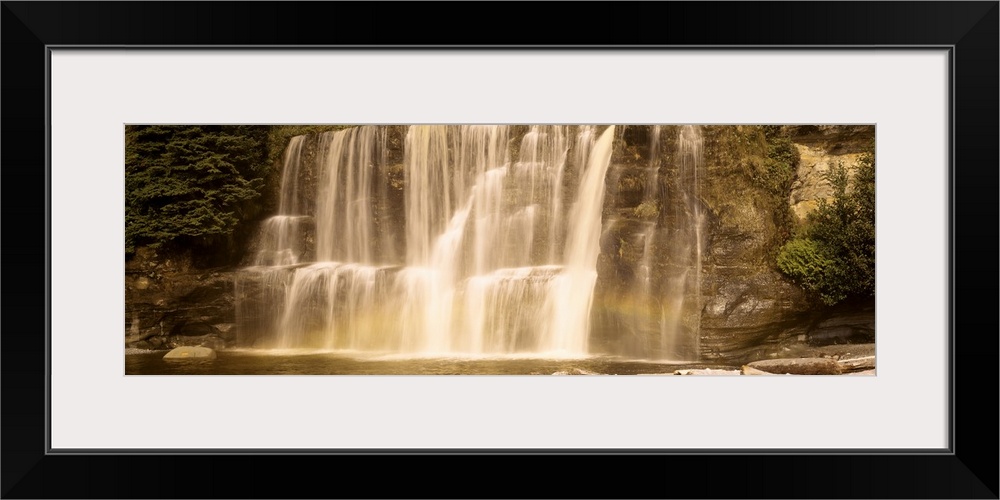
[163,346,216,360]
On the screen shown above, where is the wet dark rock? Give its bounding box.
[168,334,226,351]
[699,267,814,355]
[126,246,237,349]
[213,323,238,342]
[171,321,218,336]
[806,309,876,346]
[147,336,168,349]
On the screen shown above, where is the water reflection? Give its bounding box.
[126,351,732,376]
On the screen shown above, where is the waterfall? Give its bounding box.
[545,125,615,353]
[602,125,704,361]
[637,125,662,296]
[250,136,308,266]
[657,125,704,360]
[316,126,390,264]
[235,124,679,358]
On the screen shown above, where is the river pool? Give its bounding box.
[125,349,733,375]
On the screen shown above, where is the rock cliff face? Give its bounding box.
[785,125,874,222]
[125,247,236,351]
[125,124,875,362]
[697,125,875,361]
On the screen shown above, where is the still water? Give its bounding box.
[125,350,730,375]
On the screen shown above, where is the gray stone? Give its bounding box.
[163,346,216,360]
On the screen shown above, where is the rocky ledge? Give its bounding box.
[125,246,238,351]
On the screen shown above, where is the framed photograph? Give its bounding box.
[3,2,996,498]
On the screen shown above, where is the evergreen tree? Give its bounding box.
[125,125,270,256]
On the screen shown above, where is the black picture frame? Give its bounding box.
[3,2,997,498]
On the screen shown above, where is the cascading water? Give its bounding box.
[250,136,308,266]
[236,125,616,356]
[605,125,704,361]
[657,125,704,360]
[637,125,662,295]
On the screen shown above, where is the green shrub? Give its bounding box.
[777,147,875,305]
[776,238,846,305]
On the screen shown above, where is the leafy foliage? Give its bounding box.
[777,148,876,305]
[760,133,800,244]
[703,126,801,257]
[776,238,844,304]
[125,125,270,256]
